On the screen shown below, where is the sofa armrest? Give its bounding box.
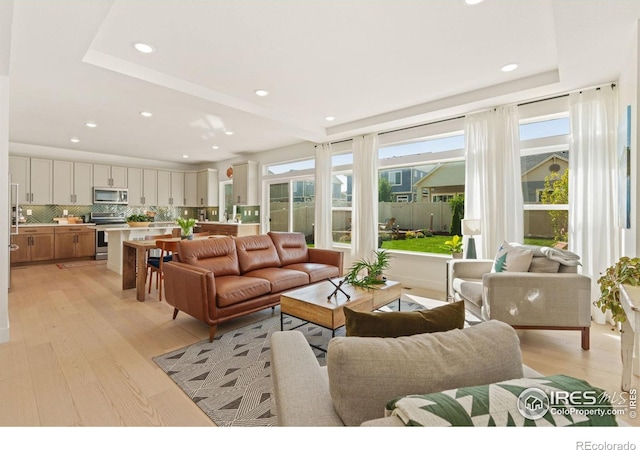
[162,261,218,323]
[308,248,344,275]
[482,272,591,327]
[270,331,344,426]
[448,259,493,300]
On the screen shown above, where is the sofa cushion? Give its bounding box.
[243,267,309,293]
[452,278,483,309]
[327,320,524,426]
[344,301,465,337]
[268,231,309,265]
[178,236,240,276]
[235,235,282,273]
[214,275,271,307]
[492,241,533,272]
[283,262,340,283]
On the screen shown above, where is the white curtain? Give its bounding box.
[314,143,333,249]
[351,134,379,260]
[569,86,619,324]
[464,105,523,258]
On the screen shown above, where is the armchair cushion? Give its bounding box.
[344,301,465,338]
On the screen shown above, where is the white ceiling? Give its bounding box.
[7,0,640,165]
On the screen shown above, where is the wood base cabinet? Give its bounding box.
[10,227,55,263]
[197,223,259,237]
[54,227,96,259]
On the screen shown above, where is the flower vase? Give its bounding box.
[181,227,193,240]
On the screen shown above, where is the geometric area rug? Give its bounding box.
[152,300,425,427]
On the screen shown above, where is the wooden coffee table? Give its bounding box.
[280,278,402,344]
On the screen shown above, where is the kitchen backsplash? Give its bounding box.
[21,204,260,224]
[21,205,199,224]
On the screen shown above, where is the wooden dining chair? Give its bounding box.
[151,239,180,302]
[145,234,173,295]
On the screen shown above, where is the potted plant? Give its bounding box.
[444,235,463,259]
[344,250,391,289]
[176,217,197,239]
[126,213,152,227]
[594,256,640,324]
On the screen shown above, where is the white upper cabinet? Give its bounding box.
[197,169,219,207]
[171,171,185,207]
[10,156,53,205]
[53,161,93,205]
[128,168,157,206]
[184,172,198,206]
[232,161,258,205]
[93,164,127,188]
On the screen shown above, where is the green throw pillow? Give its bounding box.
[344,300,465,337]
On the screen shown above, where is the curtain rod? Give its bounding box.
[319,83,617,146]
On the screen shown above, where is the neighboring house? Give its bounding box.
[413,161,465,203]
[520,153,569,203]
[378,167,431,202]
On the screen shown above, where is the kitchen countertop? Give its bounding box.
[16,223,95,227]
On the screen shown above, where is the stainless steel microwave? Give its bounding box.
[93,187,128,205]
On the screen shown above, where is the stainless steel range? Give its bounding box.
[92,212,126,260]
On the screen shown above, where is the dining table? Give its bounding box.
[122,236,213,302]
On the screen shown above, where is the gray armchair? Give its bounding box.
[447,254,591,350]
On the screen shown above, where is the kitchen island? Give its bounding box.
[90,223,180,274]
[196,221,260,237]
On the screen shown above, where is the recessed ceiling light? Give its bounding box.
[325,116,335,122]
[70,138,80,143]
[501,63,519,72]
[85,122,97,128]
[211,145,219,150]
[182,155,189,159]
[225,131,234,136]
[140,111,153,117]
[133,42,155,54]
[465,0,484,5]
[254,89,269,97]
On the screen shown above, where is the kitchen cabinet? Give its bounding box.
[10,227,55,263]
[54,227,95,259]
[128,168,157,206]
[232,161,258,205]
[9,156,53,205]
[53,161,93,205]
[197,169,219,207]
[157,171,185,207]
[93,164,127,188]
[184,172,198,206]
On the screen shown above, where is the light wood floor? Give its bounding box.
[1,263,638,426]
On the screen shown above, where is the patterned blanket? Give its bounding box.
[386,375,617,426]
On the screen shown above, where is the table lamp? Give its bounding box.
[462,219,481,259]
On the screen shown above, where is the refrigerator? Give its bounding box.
[8,178,19,290]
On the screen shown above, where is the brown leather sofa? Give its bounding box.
[162,232,343,341]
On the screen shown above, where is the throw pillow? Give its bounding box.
[344,300,465,337]
[385,374,618,427]
[528,256,561,273]
[492,241,534,273]
[327,320,524,426]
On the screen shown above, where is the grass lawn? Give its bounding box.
[379,235,557,255]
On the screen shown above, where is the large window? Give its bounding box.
[377,130,465,254]
[520,114,570,245]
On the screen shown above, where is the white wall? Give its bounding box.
[617,20,639,258]
[0,1,13,343]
